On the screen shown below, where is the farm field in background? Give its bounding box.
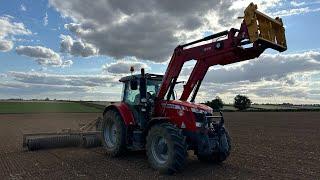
[0,101,102,113]
[0,112,319,179]
[1,101,319,114]
[0,101,319,179]
[222,104,320,111]
[87,101,320,111]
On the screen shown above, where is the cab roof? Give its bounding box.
[119,73,163,82]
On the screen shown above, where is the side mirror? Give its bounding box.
[130,80,138,90]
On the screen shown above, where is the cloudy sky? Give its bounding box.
[0,0,319,104]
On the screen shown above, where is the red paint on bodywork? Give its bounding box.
[152,22,269,132]
[108,102,135,126]
[157,23,266,101]
[154,100,212,132]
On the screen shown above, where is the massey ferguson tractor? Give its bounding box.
[21,3,287,174]
[101,3,287,174]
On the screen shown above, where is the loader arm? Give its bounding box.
[156,3,287,101]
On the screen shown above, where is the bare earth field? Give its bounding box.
[0,112,319,179]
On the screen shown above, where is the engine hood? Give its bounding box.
[160,100,213,114]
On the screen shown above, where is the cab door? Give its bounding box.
[123,80,145,127]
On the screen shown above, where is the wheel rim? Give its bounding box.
[151,135,169,165]
[104,121,117,148]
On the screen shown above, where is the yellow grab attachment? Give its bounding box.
[244,3,287,52]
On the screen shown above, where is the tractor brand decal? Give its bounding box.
[191,108,205,114]
[162,103,208,114]
[161,103,182,110]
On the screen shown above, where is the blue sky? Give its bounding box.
[0,0,319,104]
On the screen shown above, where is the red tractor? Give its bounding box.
[101,3,287,174]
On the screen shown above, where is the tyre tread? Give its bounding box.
[102,110,127,157]
[146,123,187,174]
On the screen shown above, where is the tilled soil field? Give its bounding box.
[0,112,319,179]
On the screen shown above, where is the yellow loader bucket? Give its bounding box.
[244,3,287,52]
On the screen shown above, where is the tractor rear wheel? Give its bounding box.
[102,110,126,156]
[146,123,187,174]
[197,130,231,163]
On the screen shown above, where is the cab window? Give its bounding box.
[146,79,161,99]
[123,81,140,105]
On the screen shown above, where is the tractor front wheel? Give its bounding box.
[146,123,187,174]
[197,130,231,163]
[102,110,126,156]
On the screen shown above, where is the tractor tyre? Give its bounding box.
[101,110,127,157]
[197,130,231,163]
[146,123,187,174]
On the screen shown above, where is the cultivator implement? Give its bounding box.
[22,117,102,151]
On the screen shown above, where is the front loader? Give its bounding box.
[101,3,287,174]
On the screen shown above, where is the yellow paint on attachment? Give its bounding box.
[244,3,287,52]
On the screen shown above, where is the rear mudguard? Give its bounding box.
[103,103,135,126]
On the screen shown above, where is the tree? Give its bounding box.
[234,94,251,110]
[204,96,224,110]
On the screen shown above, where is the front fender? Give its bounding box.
[103,103,135,126]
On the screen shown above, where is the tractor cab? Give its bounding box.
[119,71,163,105]
[119,70,163,127]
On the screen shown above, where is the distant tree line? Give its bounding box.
[233,94,251,110]
[204,94,252,111]
[204,96,224,110]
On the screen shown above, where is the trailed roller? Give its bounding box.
[23,117,102,151]
[82,134,102,148]
[26,134,82,151]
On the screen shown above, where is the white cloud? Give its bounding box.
[1,1,319,103]
[0,16,31,52]
[20,4,27,11]
[0,39,13,52]
[8,71,116,87]
[0,81,87,92]
[15,45,73,67]
[230,0,282,11]
[0,73,7,78]
[178,50,320,104]
[290,1,305,7]
[49,0,281,62]
[0,16,31,38]
[0,71,121,101]
[43,12,48,26]
[271,7,320,17]
[102,60,149,74]
[200,75,320,104]
[200,51,320,84]
[60,34,98,57]
[60,34,73,52]
[61,60,73,67]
